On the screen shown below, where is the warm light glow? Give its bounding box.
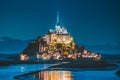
[20,14,102,61]
[33,70,73,80]
[20,54,29,60]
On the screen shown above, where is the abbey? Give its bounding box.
[20,12,101,61]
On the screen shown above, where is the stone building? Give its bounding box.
[20,12,101,61]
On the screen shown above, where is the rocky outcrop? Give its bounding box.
[20,14,101,61]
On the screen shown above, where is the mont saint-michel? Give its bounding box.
[20,13,101,61]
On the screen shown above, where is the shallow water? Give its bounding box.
[0,63,120,80]
[14,69,120,80]
[0,64,51,80]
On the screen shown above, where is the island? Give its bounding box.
[20,12,101,63]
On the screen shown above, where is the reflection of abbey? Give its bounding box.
[20,12,101,61]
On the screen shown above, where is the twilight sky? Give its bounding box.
[0,0,120,45]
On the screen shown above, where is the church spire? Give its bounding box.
[57,11,59,23]
[55,11,61,32]
[55,11,68,34]
[56,11,60,25]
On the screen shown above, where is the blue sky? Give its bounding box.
[0,0,120,45]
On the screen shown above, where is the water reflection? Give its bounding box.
[20,66,25,72]
[33,70,74,80]
[14,70,74,80]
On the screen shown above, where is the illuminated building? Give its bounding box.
[20,54,29,60]
[20,12,101,61]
